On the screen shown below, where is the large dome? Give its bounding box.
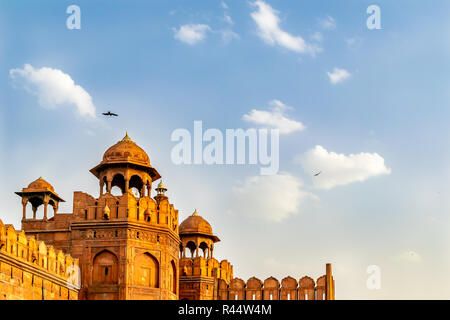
[179,209,214,236]
[101,132,150,166]
[90,132,161,181]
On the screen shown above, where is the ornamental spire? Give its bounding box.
[121,131,133,142]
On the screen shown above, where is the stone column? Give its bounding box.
[32,206,37,220]
[107,179,112,193]
[125,179,129,193]
[100,180,104,196]
[22,199,28,220]
[43,201,49,221]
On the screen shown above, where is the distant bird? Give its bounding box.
[314,171,322,177]
[102,111,118,117]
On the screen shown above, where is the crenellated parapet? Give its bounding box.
[179,257,233,283]
[71,190,179,234]
[0,219,80,300]
[216,264,335,300]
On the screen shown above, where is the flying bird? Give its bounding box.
[102,111,118,117]
[314,171,322,177]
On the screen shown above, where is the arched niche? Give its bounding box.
[134,252,159,288]
[169,260,177,294]
[92,250,119,285]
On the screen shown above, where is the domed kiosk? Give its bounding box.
[16,177,65,221]
[179,209,220,259]
[90,132,161,197]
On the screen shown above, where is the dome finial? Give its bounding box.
[192,208,199,216]
[122,131,132,142]
[155,180,167,195]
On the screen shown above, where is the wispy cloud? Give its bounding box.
[243,100,305,134]
[224,13,233,25]
[173,22,238,45]
[173,24,212,45]
[9,64,96,119]
[296,145,391,189]
[319,15,336,30]
[346,37,363,49]
[230,173,318,222]
[220,29,240,43]
[327,67,351,84]
[250,0,321,55]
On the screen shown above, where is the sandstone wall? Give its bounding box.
[0,219,80,300]
[217,273,334,300]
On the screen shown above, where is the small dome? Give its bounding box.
[157,181,166,189]
[102,132,150,166]
[155,180,167,194]
[27,177,55,192]
[179,209,213,236]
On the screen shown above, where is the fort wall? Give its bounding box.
[217,264,335,300]
[0,219,80,300]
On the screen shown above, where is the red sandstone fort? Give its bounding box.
[0,133,335,300]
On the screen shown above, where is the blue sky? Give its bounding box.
[1,0,450,299]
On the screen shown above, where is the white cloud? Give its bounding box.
[297,145,391,189]
[250,0,320,55]
[319,15,336,30]
[173,23,238,45]
[327,67,351,84]
[221,1,228,9]
[173,24,212,45]
[396,251,423,263]
[242,100,305,134]
[230,173,318,222]
[9,64,96,118]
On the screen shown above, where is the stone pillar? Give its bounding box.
[107,179,112,193]
[326,263,334,300]
[125,179,129,193]
[32,206,37,220]
[100,180,104,196]
[22,199,27,220]
[43,201,49,221]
